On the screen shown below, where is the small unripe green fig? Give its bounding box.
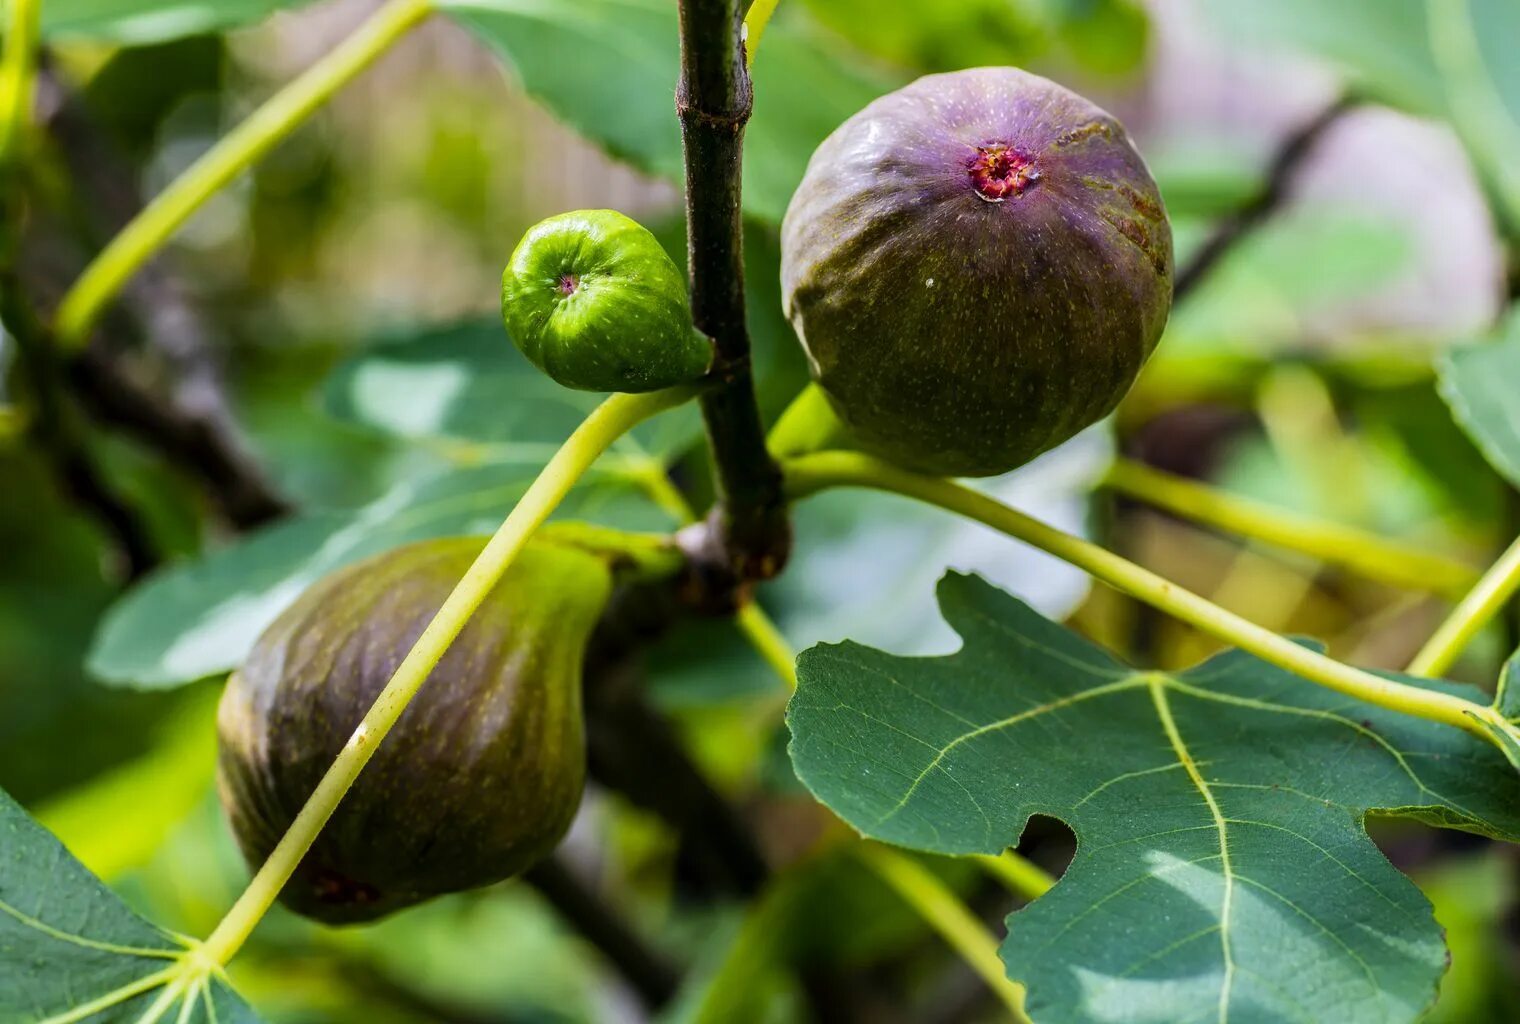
[216,536,611,924]
[502,209,712,393]
[781,67,1173,477]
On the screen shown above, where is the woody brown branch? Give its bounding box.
[677,0,790,584]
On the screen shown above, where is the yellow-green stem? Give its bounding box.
[974,851,1055,903]
[1103,459,1478,598]
[1408,533,1520,678]
[200,387,695,965]
[742,0,781,66]
[53,0,433,347]
[0,0,41,165]
[735,601,796,690]
[783,451,1517,751]
[857,844,1030,1023]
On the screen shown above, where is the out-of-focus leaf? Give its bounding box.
[87,465,672,688]
[1352,381,1506,532]
[323,317,700,458]
[1049,0,1150,77]
[797,0,1046,73]
[38,0,310,44]
[438,0,892,224]
[797,0,1149,77]
[331,886,606,1021]
[1199,0,1438,115]
[35,690,218,882]
[1198,0,1520,232]
[664,846,982,1024]
[0,453,178,804]
[0,784,261,1022]
[1420,851,1520,1023]
[1160,208,1411,360]
[1438,310,1520,490]
[789,574,1520,1024]
[1148,146,1262,221]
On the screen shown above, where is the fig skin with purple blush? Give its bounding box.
[781,66,1173,477]
[216,536,607,924]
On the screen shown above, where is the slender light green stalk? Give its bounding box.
[974,851,1055,903]
[742,0,782,66]
[53,0,434,346]
[200,387,695,965]
[735,601,796,690]
[0,0,41,165]
[783,451,1518,749]
[857,844,1030,1023]
[1103,459,1479,598]
[1408,533,1520,679]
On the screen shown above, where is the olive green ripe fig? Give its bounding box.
[781,67,1174,477]
[502,209,713,393]
[217,536,612,924]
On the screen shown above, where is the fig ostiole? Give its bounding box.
[780,66,1174,478]
[502,209,712,393]
[217,535,612,925]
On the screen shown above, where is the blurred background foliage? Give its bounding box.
[5,0,1520,1020]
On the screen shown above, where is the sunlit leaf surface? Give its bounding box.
[790,574,1520,1024]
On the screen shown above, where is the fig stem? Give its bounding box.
[677,0,791,580]
[0,0,40,167]
[199,385,699,967]
[52,0,434,348]
[782,450,1520,755]
[1102,458,1480,598]
[1407,532,1520,678]
[735,601,796,689]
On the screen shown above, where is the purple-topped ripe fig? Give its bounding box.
[781,67,1173,477]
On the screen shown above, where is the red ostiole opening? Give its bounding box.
[968,144,1040,202]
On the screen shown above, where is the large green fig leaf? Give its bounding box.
[437,0,892,224]
[0,785,261,1023]
[86,465,671,688]
[788,573,1520,1024]
[37,0,311,44]
[1438,310,1520,490]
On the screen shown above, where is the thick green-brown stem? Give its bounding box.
[677,0,790,581]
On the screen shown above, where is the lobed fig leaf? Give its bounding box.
[781,67,1173,477]
[217,535,612,924]
[502,209,712,393]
